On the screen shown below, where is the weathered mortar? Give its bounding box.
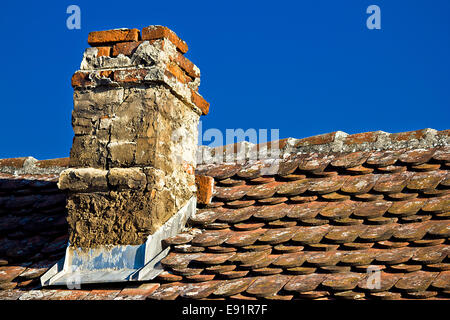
[59,26,209,247]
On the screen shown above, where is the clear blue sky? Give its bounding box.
[0,0,449,159]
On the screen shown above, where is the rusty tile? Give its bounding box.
[173,244,205,253]
[163,233,194,246]
[306,243,340,251]
[308,175,348,194]
[320,192,351,201]
[248,176,275,184]
[213,277,256,297]
[373,172,413,194]
[160,252,203,268]
[253,203,291,221]
[331,152,370,169]
[427,221,450,237]
[147,282,185,300]
[276,179,309,197]
[180,280,221,299]
[257,197,288,205]
[354,193,384,202]
[205,265,236,274]
[156,271,183,282]
[214,185,252,201]
[289,195,319,203]
[297,291,330,299]
[185,274,216,282]
[412,239,445,247]
[319,265,352,273]
[358,271,403,292]
[272,252,306,268]
[421,195,450,214]
[388,198,427,216]
[191,230,231,247]
[369,291,402,300]
[321,273,364,291]
[225,229,266,247]
[358,223,396,242]
[189,209,224,225]
[115,283,160,300]
[286,266,317,275]
[324,225,367,244]
[219,270,249,279]
[217,178,245,187]
[392,221,431,241]
[228,250,271,265]
[0,266,25,284]
[319,200,357,220]
[193,252,236,265]
[305,251,344,267]
[341,174,378,194]
[19,289,58,300]
[286,201,327,220]
[406,291,438,299]
[412,245,449,264]
[411,163,441,172]
[225,199,255,208]
[267,220,297,228]
[258,227,299,244]
[245,275,292,297]
[198,163,242,180]
[433,147,450,162]
[352,200,392,219]
[277,154,305,176]
[427,263,450,271]
[388,264,422,273]
[342,242,374,250]
[233,222,265,231]
[252,267,283,275]
[273,244,305,253]
[398,148,436,165]
[395,271,439,292]
[366,150,402,167]
[374,247,417,265]
[340,250,378,266]
[217,206,257,224]
[0,289,24,300]
[334,290,365,300]
[406,171,446,191]
[431,271,450,290]
[246,181,281,200]
[291,225,331,244]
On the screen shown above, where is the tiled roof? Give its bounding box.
[0,130,449,300]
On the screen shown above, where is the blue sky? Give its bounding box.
[0,0,449,159]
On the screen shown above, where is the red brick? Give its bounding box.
[112,41,142,57]
[96,46,111,57]
[165,62,192,84]
[172,52,199,78]
[88,28,139,45]
[191,90,210,115]
[195,175,214,205]
[113,68,149,83]
[71,71,93,88]
[142,26,188,54]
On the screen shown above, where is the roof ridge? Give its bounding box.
[197,128,449,165]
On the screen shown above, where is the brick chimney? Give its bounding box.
[41,26,209,285]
